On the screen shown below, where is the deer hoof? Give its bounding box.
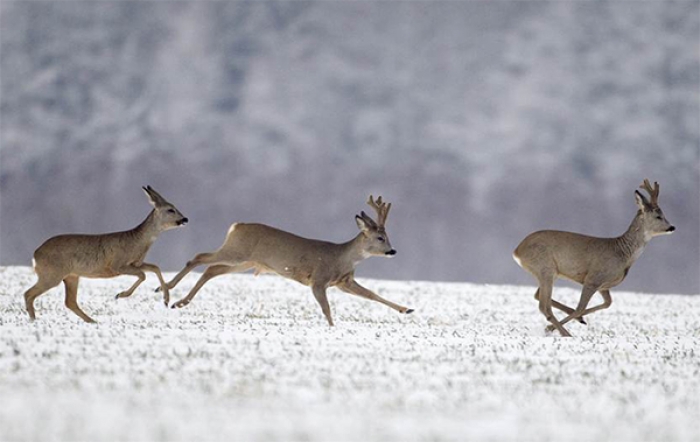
[154,287,161,293]
[405,309,415,314]
[578,317,587,325]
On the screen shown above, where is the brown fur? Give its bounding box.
[164,196,413,326]
[23,186,187,323]
[513,180,675,337]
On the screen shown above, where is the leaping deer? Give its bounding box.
[23,186,188,323]
[513,179,675,337]
[162,195,414,325]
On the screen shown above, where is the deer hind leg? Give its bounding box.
[337,279,414,314]
[63,275,96,323]
[534,288,586,325]
[171,263,251,309]
[312,285,334,327]
[536,274,571,337]
[23,274,62,321]
[161,252,220,292]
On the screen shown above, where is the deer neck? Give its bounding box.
[132,210,161,245]
[616,211,648,264]
[343,233,372,267]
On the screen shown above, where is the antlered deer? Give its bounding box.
[23,186,188,323]
[513,180,675,337]
[163,196,413,325]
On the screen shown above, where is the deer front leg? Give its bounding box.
[547,289,612,331]
[337,279,414,314]
[115,266,146,300]
[117,263,170,305]
[550,283,600,331]
[582,289,613,318]
[535,289,586,325]
[312,284,334,326]
[138,262,170,306]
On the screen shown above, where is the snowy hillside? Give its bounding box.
[1,266,698,441]
[1,1,698,294]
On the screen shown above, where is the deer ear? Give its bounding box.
[355,214,369,232]
[143,186,164,207]
[356,213,376,232]
[635,190,650,211]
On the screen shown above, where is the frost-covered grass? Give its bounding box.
[0,266,698,441]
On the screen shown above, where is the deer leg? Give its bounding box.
[171,263,250,309]
[63,275,96,323]
[551,289,612,327]
[137,262,170,306]
[534,288,586,325]
[160,252,219,291]
[584,289,613,317]
[115,266,146,300]
[312,285,334,326]
[554,299,587,325]
[337,279,414,314]
[552,284,600,329]
[23,275,62,321]
[537,276,571,337]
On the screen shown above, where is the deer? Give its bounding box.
[513,179,675,337]
[160,195,414,326]
[22,186,188,323]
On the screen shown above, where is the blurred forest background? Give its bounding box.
[1,1,698,294]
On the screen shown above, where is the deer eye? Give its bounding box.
[377,236,385,242]
[656,215,663,220]
[167,209,176,214]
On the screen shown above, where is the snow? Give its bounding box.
[0,265,698,441]
[2,1,698,295]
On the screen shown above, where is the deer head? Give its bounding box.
[634,179,675,239]
[143,185,189,231]
[355,195,396,257]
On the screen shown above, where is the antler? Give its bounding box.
[367,195,392,228]
[639,179,660,207]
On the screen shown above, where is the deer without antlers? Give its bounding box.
[162,195,413,325]
[23,186,188,323]
[513,179,675,337]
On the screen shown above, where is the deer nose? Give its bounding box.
[667,226,675,232]
[179,217,189,225]
[385,249,397,256]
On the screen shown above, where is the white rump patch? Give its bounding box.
[32,258,37,272]
[227,223,238,236]
[512,252,523,268]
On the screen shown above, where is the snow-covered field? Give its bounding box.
[0,266,698,441]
